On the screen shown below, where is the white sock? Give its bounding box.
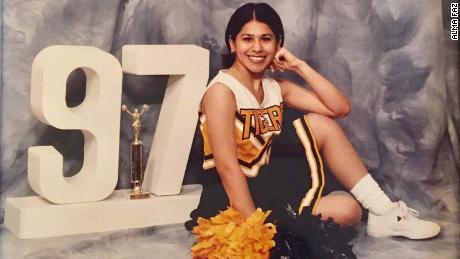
[350,174,394,215]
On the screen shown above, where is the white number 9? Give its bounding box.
[28,46,123,204]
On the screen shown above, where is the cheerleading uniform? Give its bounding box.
[186,70,326,228]
[200,70,284,177]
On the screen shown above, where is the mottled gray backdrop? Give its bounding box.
[1,0,459,226]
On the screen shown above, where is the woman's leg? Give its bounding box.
[313,191,362,227]
[304,113,393,215]
[289,112,365,226]
[303,113,441,239]
[304,113,367,190]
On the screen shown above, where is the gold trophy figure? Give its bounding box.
[122,104,150,199]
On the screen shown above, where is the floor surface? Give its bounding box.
[1,219,458,259]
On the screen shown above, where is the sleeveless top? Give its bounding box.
[199,70,284,177]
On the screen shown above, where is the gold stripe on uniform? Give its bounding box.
[200,113,272,177]
[293,116,325,215]
[304,116,326,213]
[235,117,263,150]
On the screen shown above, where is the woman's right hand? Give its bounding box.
[270,47,305,73]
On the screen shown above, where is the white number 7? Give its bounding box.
[122,45,209,195]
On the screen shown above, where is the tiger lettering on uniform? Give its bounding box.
[199,70,284,177]
[240,104,283,139]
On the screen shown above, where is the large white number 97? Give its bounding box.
[6,45,208,239]
[27,45,208,203]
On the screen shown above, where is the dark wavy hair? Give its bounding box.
[222,3,285,68]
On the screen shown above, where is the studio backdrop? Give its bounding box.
[1,0,458,227]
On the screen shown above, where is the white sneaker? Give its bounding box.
[367,201,441,239]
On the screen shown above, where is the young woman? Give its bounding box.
[187,2,440,248]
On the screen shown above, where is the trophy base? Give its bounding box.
[130,192,150,200]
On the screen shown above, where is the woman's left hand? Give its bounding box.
[270,48,304,72]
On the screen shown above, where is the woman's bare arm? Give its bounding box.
[201,83,256,218]
[272,48,351,118]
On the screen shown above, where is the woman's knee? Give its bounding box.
[304,113,341,148]
[339,198,362,226]
[314,194,362,227]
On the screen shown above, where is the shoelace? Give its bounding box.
[397,201,420,219]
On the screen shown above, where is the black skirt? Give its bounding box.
[186,112,357,258]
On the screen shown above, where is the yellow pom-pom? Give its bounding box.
[191,207,277,258]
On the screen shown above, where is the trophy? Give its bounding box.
[122,104,150,199]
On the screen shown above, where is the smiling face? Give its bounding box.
[229,20,278,74]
